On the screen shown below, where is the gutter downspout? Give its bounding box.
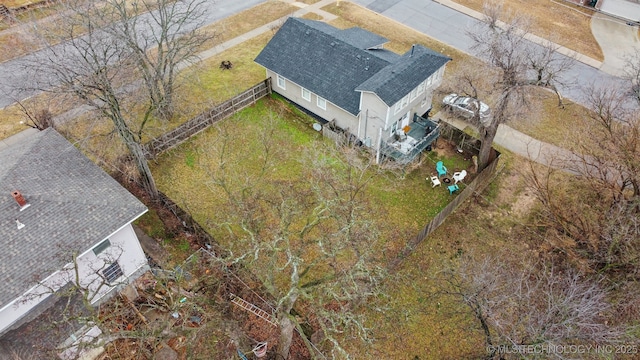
[376,127,382,164]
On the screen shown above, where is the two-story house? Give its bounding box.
[255,17,451,163]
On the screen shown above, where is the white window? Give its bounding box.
[417,81,425,95]
[410,88,418,101]
[317,96,326,110]
[93,239,111,256]
[426,76,433,87]
[277,74,286,90]
[301,88,311,101]
[401,95,409,109]
[394,101,402,115]
[391,117,405,135]
[102,262,123,284]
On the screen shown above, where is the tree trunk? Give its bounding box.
[477,124,498,172]
[277,314,296,359]
[277,283,299,359]
[111,110,159,199]
[130,141,159,199]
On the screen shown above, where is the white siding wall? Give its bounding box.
[0,223,148,335]
[358,92,389,149]
[381,67,446,142]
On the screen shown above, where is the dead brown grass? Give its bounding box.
[452,0,603,61]
[507,90,593,148]
[0,0,35,8]
[197,1,296,50]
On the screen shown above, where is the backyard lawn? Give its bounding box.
[0,1,606,357]
[150,95,487,358]
[152,96,473,251]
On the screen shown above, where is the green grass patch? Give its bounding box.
[152,96,471,251]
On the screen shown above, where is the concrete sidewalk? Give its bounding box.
[196,0,337,61]
[434,0,604,69]
[52,0,590,174]
[436,113,581,172]
[53,0,338,126]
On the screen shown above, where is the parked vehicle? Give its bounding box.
[442,94,491,125]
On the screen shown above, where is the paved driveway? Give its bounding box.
[591,12,640,76]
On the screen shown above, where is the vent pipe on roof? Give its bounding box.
[16,219,25,230]
[410,45,415,57]
[11,190,30,210]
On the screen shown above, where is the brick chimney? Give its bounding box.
[11,190,28,208]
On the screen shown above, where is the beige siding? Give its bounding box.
[266,63,447,152]
[266,70,358,128]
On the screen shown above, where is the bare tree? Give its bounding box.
[443,254,623,359]
[22,0,210,197]
[201,117,387,359]
[525,82,640,277]
[102,0,210,119]
[14,100,55,130]
[622,48,640,104]
[465,0,573,171]
[26,0,160,197]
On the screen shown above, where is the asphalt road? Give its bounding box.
[0,0,267,109]
[0,0,627,108]
[352,0,626,105]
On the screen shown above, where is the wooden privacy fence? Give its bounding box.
[390,139,502,269]
[144,78,272,158]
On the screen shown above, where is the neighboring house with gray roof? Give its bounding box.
[0,128,149,336]
[255,17,451,163]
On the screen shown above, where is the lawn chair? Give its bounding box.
[452,170,467,184]
[429,175,441,188]
[448,184,459,194]
[436,161,447,177]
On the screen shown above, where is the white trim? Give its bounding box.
[385,105,390,130]
[0,212,146,312]
[301,87,311,101]
[401,94,409,109]
[277,74,286,90]
[393,101,402,115]
[76,211,147,259]
[0,272,58,313]
[317,96,327,110]
[275,73,355,116]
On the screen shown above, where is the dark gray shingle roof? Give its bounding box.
[0,129,147,308]
[357,45,452,106]
[255,18,395,115]
[255,18,450,115]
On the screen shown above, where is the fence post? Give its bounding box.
[143,80,273,158]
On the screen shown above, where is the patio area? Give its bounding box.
[380,114,440,164]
